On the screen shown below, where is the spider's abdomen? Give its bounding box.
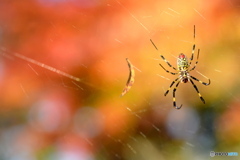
[177,53,189,71]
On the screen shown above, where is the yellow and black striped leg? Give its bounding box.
[189,25,197,67]
[150,39,178,71]
[159,64,178,75]
[159,55,178,70]
[189,49,200,71]
[189,44,195,66]
[190,75,211,86]
[189,79,205,104]
[173,81,183,109]
[164,77,180,96]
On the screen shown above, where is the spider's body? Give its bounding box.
[178,53,188,71]
[178,53,189,83]
[150,26,210,109]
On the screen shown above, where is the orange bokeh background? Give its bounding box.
[0,0,240,159]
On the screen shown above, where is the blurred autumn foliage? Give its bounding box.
[0,0,240,159]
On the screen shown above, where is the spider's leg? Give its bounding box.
[189,25,196,66]
[194,25,196,39]
[150,39,178,71]
[189,44,195,66]
[190,75,210,86]
[173,80,183,109]
[189,78,205,104]
[189,49,200,71]
[164,77,180,96]
[159,64,178,75]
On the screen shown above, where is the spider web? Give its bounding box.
[0,0,240,160]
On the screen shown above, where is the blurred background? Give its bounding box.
[0,0,240,159]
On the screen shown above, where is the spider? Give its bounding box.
[150,25,210,109]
